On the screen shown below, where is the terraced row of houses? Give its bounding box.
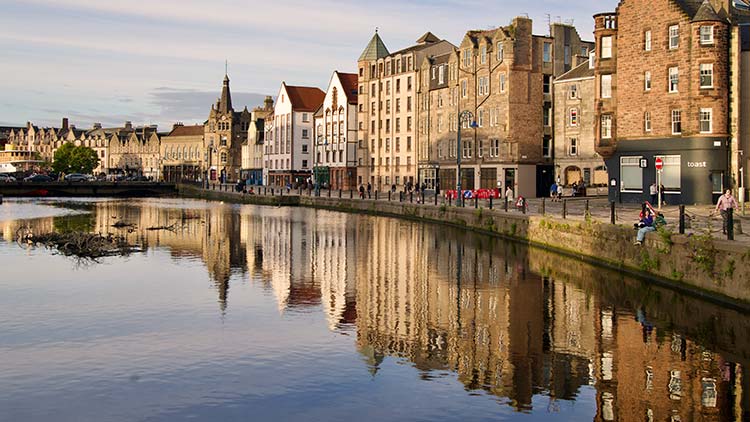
[2,0,749,203]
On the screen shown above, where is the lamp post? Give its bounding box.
[205,141,216,189]
[456,110,477,204]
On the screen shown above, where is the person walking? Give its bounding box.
[358,184,365,199]
[649,182,658,206]
[366,182,372,199]
[714,189,739,235]
[550,182,558,202]
[505,185,514,206]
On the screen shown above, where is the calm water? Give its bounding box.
[0,198,748,422]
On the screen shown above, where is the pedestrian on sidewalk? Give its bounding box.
[505,185,514,207]
[550,182,558,202]
[649,182,658,205]
[367,182,372,199]
[714,189,739,235]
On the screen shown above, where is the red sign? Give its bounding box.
[445,189,500,199]
[655,157,663,170]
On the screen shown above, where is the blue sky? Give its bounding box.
[0,0,615,130]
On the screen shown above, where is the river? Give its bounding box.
[0,197,747,421]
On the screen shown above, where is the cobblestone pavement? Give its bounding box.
[210,183,750,246]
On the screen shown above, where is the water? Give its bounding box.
[0,197,748,422]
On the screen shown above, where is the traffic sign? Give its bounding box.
[655,157,663,170]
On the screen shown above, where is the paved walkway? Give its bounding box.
[205,183,750,246]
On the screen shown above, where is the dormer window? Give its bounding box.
[480,45,487,64]
[497,43,504,61]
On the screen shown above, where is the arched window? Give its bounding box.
[220,152,227,163]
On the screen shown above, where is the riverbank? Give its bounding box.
[179,184,750,309]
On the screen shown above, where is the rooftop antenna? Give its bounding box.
[375,26,379,34]
[225,59,228,75]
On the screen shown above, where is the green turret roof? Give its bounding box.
[358,32,390,62]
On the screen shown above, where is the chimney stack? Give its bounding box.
[124,121,133,130]
[62,118,69,130]
[93,122,102,129]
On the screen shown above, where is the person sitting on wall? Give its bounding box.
[515,195,526,212]
[634,207,665,245]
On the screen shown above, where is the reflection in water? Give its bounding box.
[1,198,748,421]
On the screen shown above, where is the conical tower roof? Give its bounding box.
[219,74,233,114]
[358,32,390,62]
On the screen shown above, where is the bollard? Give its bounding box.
[449,196,452,207]
[350,190,353,199]
[504,197,508,212]
[461,195,465,208]
[541,198,545,215]
[400,192,403,202]
[271,188,275,196]
[474,196,478,209]
[585,200,589,216]
[376,190,379,200]
[562,200,567,219]
[410,192,413,203]
[435,192,438,206]
[339,189,342,198]
[328,188,331,197]
[489,196,493,209]
[0,194,3,204]
[728,208,735,241]
[522,201,526,214]
[610,201,616,224]
[679,205,685,234]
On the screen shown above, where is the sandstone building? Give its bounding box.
[161,123,205,182]
[204,74,251,183]
[357,31,455,190]
[594,0,750,204]
[241,96,274,185]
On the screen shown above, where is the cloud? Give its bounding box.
[148,87,270,124]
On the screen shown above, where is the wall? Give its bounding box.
[178,184,750,309]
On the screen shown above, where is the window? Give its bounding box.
[302,159,308,168]
[569,84,577,99]
[543,107,551,126]
[601,36,612,58]
[490,139,500,157]
[601,115,613,139]
[479,76,489,95]
[569,138,578,156]
[621,156,643,192]
[657,155,681,191]
[645,71,651,91]
[543,75,551,94]
[478,140,484,157]
[462,49,472,67]
[407,97,412,112]
[543,42,552,62]
[462,140,472,158]
[569,108,579,126]
[220,152,227,163]
[601,74,612,98]
[645,111,652,132]
[478,109,485,127]
[645,30,652,51]
[669,67,679,92]
[500,73,506,93]
[700,108,712,133]
[497,43,504,61]
[480,45,487,64]
[302,113,309,122]
[672,109,682,134]
[302,129,309,138]
[700,63,713,88]
[461,80,468,97]
[301,144,308,153]
[700,26,714,45]
[438,66,445,84]
[669,25,679,49]
[564,45,571,66]
[543,137,551,157]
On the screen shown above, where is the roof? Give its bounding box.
[167,124,205,137]
[555,61,595,82]
[416,32,440,44]
[337,72,359,104]
[359,33,390,61]
[285,85,325,112]
[692,0,724,21]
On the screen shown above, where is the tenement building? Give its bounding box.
[594,0,750,204]
[417,19,593,197]
[161,123,205,182]
[357,31,455,191]
[241,96,274,185]
[264,82,325,186]
[313,71,359,190]
[553,58,608,187]
[205,73,251,183]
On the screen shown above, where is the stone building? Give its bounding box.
[204,74,251,183]
[418,19,593,197]
[313,71,359,190]
[553,58,608,187]
[161,123,205,182]
[264,82,324,186]
[357,31,455,191]
[107,123,161,178]
[241,96,274,185]
[594,0,750,204]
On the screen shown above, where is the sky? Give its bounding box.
[0,0,616,130]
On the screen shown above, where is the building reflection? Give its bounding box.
[4,199,748,420]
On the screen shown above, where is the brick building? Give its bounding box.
[594,0,750,204]
[417,19,593,197]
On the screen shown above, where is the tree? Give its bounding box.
[53,143,100,174]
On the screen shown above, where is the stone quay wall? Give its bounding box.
[179,184,750,309]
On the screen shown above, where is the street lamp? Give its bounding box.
[456,110,477,203]
[205,141,216,189]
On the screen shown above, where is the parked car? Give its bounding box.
[64,173,89,182]
[126,175,150,182]
[24,174,54,182]
[0,174,17,182]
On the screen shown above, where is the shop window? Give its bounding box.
[621,156,643,192]
[655,154,681,191]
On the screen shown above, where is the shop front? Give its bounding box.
[605,137,729,205]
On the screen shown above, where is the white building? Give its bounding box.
[265,82,325,187]
[313,71,359,190]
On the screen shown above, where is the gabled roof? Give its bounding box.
[285,85,325,112]
[554,60,595,82]
[359,32,390,61]
[337,72,359,104]
[168,124,205,137]
[416,32,440,44]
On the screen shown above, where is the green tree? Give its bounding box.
[53,143,100,174]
